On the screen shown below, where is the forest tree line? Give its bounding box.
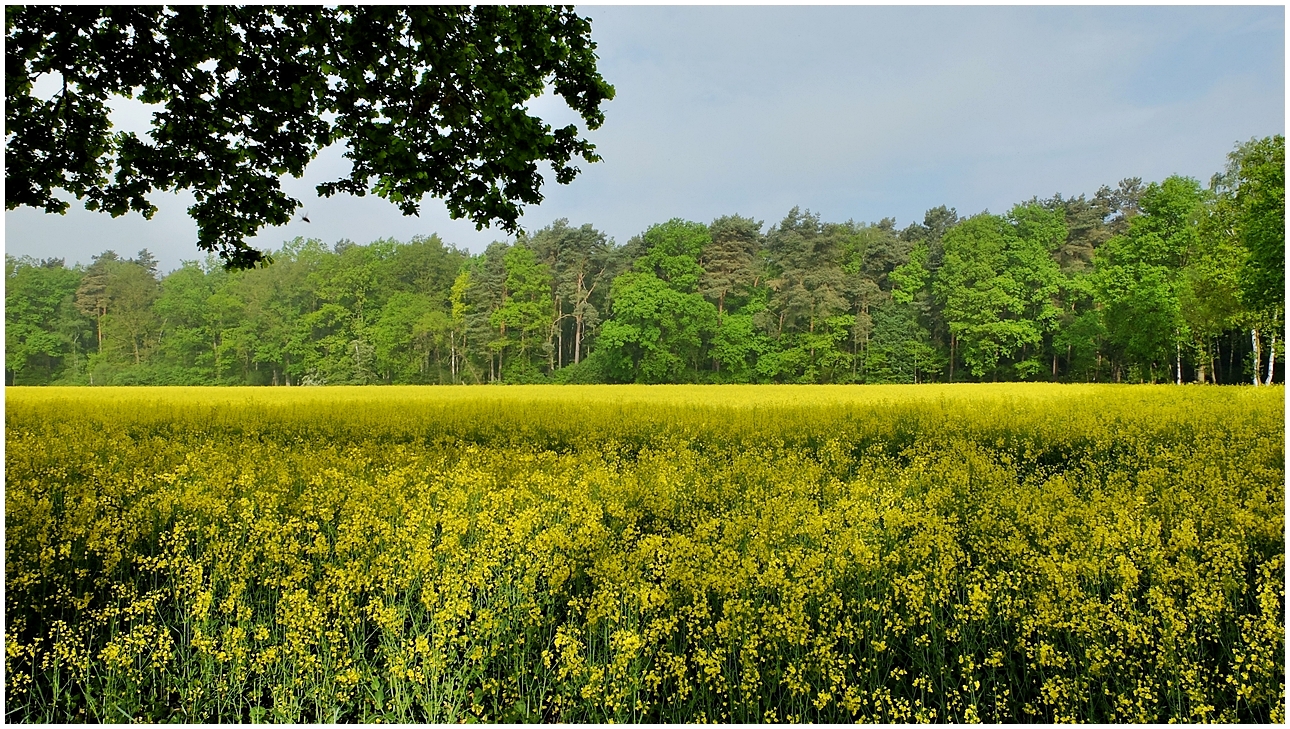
[6,136,1283,386]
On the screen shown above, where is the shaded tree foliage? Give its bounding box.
[6,5,614,268]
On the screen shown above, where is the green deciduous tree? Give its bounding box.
[490,244,553,380]
[935,206,1063,380]
[632,219,710,292]
[1229,138,1286,311]
[372,292,441,383]
[890,243,929,305]
[448,270,473,383]
[152,260,218,382]
[6,5,614,268]
[864,298,944,384]
[599,220,717,382]
[5,255,87,384]
[1091,176,1210,382]
[598,271,717,383]
[1209,136,1285,385]
[711,310,772,382]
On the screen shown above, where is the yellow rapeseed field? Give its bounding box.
[5,384,1284,722]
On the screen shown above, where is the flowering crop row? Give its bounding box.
[5,384,1284,722]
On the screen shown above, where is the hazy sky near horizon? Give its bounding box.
[5,5,1284,273]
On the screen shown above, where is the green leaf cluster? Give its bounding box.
[6,6,614,268]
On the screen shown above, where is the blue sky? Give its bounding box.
[5,5,1284,273]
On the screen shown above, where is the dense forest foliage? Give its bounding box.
[7,136,1283,386]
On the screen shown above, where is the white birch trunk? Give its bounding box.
[1252,328,1262,386]
[1265,332,1277,385]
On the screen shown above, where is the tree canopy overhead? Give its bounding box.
[5,5,615,268]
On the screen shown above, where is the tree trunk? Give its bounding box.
[575,272,588,365]
[863,330,870,381]
[1228,330,1236,382]
[1175,340,1181,385]
[1252,328,1262,386]
[551,295,560,372]
[1052,351,1058,380]
[1265,332,1277,385]
[852,328,858,378]
[575,314,583,365]
[1211,339,1218,385]
[949,335,956,382]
